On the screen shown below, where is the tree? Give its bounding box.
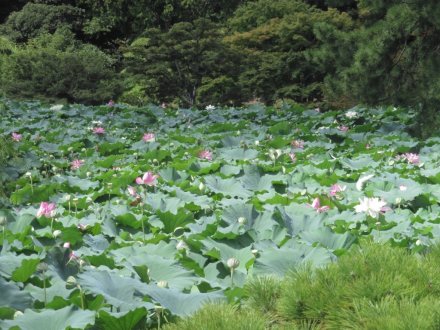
[314,0,440,136]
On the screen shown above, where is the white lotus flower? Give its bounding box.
[205,105,215,111]
[354,197,387,218]
[356,174,374,191]
[345,111,358,119]
[50,104,63,111]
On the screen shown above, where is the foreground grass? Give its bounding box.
[167,242,440,329]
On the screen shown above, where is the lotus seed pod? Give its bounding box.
[37,262,48,273]
[0,216,7,226]
[66,276,77,289]
[14,311,24,319]
[237,217,246,225]
[227,257,240,270]
[176,240,188,251]
[157,280,168,288]
[53,230,62,238]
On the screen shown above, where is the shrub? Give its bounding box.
[0,28,121,104]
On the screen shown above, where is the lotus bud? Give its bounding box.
[63,242,71,248]
[236,130,241,136]
[53,230,62,238]
[157,280,168,288]
[255,140,260,146]
[52,166,57,172]
[237,217,246,225]
[65,194,71,201]
[66,276,77,289]
[25,172,32,177]
[79,259,86,267]
[251,249,259,256]
[176,240,188,251]
[81,148,86,152]
[14,311,24,319]
[0,216,7,226]
[68,147,73,152]
[282,166,286,174]
[416,239,422,246]
[86,172,91,177]
[72,198,79,203]
[395,197,402,204]
[199,182,205,191]
[227,257,240,270]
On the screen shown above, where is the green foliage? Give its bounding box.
[163,303,266,330]
[123,18,240,106]
[315,1,440,137]
[226,0,354,103]
[0,28,121,104]
[275,242,440,328]
[0,3,83,42]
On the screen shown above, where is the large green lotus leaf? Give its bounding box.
[204,175,251,198]
[0,253,39,280]
[11,258,40,282]
[300,229,355,251]
[0,306,95,330]
[0,277,33,310]
[143,286,224,316]
[159,167,188,183]
[110,248,198,290]
[239,166,285,191]
[218,148,259,161]
[170,188,212,209]
[339,155,378,170]
[46,248,79,281]
[275,204,326,237]
[201,238,254,273]
[78,268,148,309]
[150,210,194,234]
[98,308,147,330]
[253,243,334,277]
[221,203,259,229]
[53,175,99,191]
[220,164,242,176]
[145,193,185,214]
[10,184,59,204]
[111,241,177,260]
[76,234,109,255]
[24,280,73,302]
[7,213,34,235]
[220,136,242,147]
[420,167,440,184]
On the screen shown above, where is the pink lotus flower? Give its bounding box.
[308,198,330,213]
[399,185,407,191]
[402,153,419,165]
[11,132,22,142]
[291,140,304,149]
[63,242,71,249]
[70,159,84,170]
[330,184,346,197]
[107,100,115,107]
[68,251,79,263]
[127,185,139,197]
[136,171,159,186]
[338,125,349,132]
[143,133,155,142]
[199,150,212,161]
[37,202,56,218]
[93,127,105,135]
[289,153,297,163]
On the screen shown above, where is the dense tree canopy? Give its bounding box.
[0,0,439,136]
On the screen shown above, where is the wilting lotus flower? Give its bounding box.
[11,132,22,142]
[143,133,155,142]
[354,197,387,218]
[402,153,420,165]
[93,127,105,135]
[338,125,349,132]
[291,139,304,149]
[289,152,297,163]
[330,184,346,196]
[37,202,56,218]
[309,198,330,213]
[70,159,84,170]
[136,171,159,186]
[199,150,212,161]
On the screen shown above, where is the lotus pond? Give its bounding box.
[1,99,440,329]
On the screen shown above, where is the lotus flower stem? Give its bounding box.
[42,271,47,307]
[230,269,234,287]
[80,287,85,309]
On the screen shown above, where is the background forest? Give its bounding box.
[0,0,439,136]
